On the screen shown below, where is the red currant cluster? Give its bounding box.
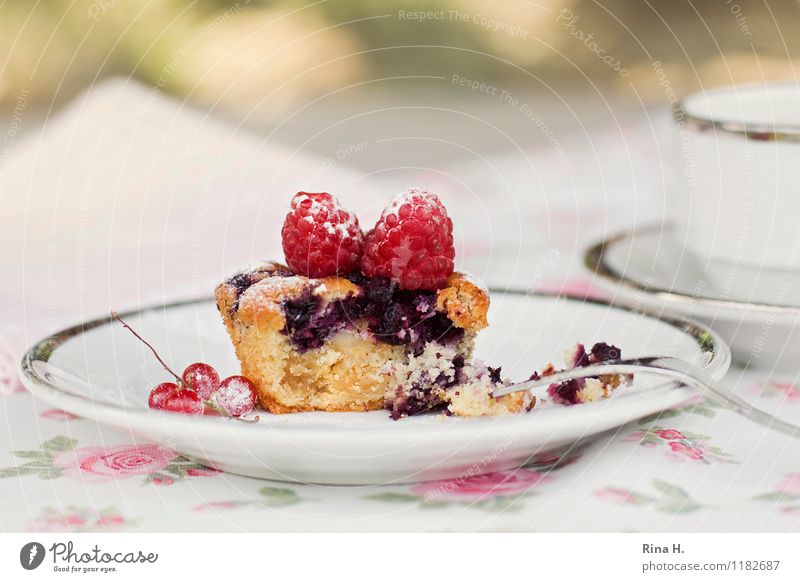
[148,363,257,418]
[112,312,257,420]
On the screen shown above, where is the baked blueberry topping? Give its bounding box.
[590,342,621,363]
[548,342,623,405]
[278,275,464,353]
[571,343,590,368]
[548,378,585,405]
[282,289,329,351]
[226,263,293,312]
[386,380,446,419]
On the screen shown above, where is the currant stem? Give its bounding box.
[204,400,260,423]
[111,311,182,383]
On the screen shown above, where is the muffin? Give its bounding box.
[214,261,533,415]
[214,189,625,419]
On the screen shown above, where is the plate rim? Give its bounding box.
[585,225,800,320]
[18,289,730,440]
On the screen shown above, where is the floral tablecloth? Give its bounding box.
[2,80,798,532]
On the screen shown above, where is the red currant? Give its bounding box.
[182,362,220,400]
[214,376,257,417]
[163,388,204,415]
[148,382,177,410]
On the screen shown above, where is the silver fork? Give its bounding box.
[492,356,800,439]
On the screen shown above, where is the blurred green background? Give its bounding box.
[2,0,798,112]
[1,0,799,170]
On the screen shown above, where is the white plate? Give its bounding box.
[585,226,800,370]
[19,292,729,485]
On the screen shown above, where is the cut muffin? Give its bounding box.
[384,342,535,418]
[215,262,514,415]
[213,189,630,419]
[543,342,631,405]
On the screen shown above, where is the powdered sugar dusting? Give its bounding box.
[213,376,256,417]
[239,276,312,313]
[292,192,359,241]
[381,188,444,220]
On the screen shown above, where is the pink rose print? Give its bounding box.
[411,469,552,501]
[30,506,131,532]
[655,429,685,440]
[186,467,222,477]
[753,473,800,508]
[193,487,301,511]
[623,430,654,446]
[594,487,640,505]
[40,409,81,421]
[52,444,176,483]
[539,279,604,301]
[33,514,86,532]
[595,480,705,513]
[630,426,736,464]
[776,473,800,496]
[0,336,25,395]
[776,383,800,400]
[750,381,800,402]
[96,515,126,526]
[668,442,705,461]
[0,435,222,485]
[623,431,655,447]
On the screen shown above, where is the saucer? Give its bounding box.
[19,292,728,485]
[585,225,800,370]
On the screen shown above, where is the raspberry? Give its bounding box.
[361,189,455,290]
[281,192,364,277]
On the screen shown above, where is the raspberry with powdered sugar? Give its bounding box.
[281,192,364,277]
[361,188,455,291]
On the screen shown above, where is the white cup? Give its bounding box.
[674,81,800,271]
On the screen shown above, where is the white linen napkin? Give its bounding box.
[0,78,380,339]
